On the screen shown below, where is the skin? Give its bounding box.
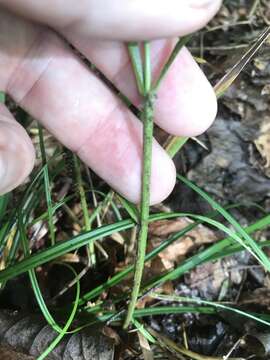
[0,0,222,204]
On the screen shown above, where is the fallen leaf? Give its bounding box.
[0,346,34,360]
[134,218,219,308]
[254,118,270,171]
[0,310,115,360]
[148,218,218,271]
[138,332,154,360]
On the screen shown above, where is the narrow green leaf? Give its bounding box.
[128,42,144,95]
[152,36,191,92]
[0,213,183,283]
[151,293,270,328]
[117,195,139,223]
[37,265,80,360]
[143,214,270,292]
[19,213,62,333]
[164,136,188,158]
[0,91,5,103]
[38,124,56,245]
[178,175,270,272]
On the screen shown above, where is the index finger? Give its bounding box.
[1,0,222,40]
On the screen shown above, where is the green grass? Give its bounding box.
[1,154,270,357]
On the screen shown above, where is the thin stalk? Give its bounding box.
[151,293,270,328]
[152,36,191,93]
[124,93,154,328]
[128,42,144,96]
[0,91,5,103]
[164,135,188,158]
[143,42,152,94]
[124,42,153,328]
[38,124,55,245]
[73,155,96,266]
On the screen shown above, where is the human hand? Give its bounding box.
[0,0,221,203]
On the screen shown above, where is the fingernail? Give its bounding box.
[188,0,219,9]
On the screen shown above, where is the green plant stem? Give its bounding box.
[128,43,144,96]
[123,93,154,329]
[143,42,151,94]
[73,155,96,266]
[152,35,191,93]
[0,91,5,103]
[38,124,55,245]
[164,135,188,158]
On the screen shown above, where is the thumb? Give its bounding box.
[0,104,35,195]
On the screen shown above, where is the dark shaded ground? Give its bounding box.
[172,2,270,216]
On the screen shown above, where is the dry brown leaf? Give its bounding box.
[0,346,34,360]
[137,332,154,360]
[0,311,114,360]
[115,218,217,307]
[254,118,270,171]
[148,218,218,271]
[133,218,219,308]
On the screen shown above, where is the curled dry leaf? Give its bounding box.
[0,310,114,360]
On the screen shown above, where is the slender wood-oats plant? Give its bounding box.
[124,36,195,328]
[124,26,270,328]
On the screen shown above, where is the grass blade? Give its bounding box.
[151,293,270,328]
[143,214,270,292]
[38,125,56,245]
[128,42,144,95]
[152,36,191,92]
[73,155,96,266]
[19,212,62,333]
[37,265,80,360]
[0,212,184,283]
[80,213,270,305]
[178,175,270,272]
[166,26,270,157]
[214,26,270,97]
